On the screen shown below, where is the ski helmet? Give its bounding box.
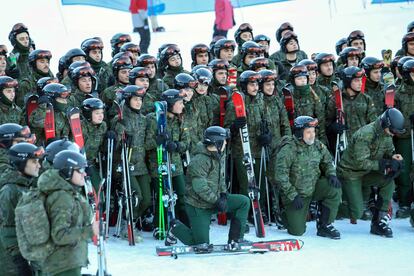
[81,38,104,59]
[208,59,229,72]
[8,142,44,173]
[174,73,197,90]
[161,89,183,111]
[53,150,87,180]
[112,57,133,81]
[64,48,86,67]
[0,123,34,149]
[159,44,181,68]
[71,66,96,89]
[289,64,309,84]
[191,43,211,64]
[36,77,58,96]
[81,98,105,121]
[339,47,362,65]
[347,30,366,50]
[314,53,336,73]
[402,32,414,54]
[8,23,30,47]
[397,56,414,77]
[293,116,318,140]
[191,64,210,75]
[120,42,141,57]
[0,76,18,106]
[129,67,150,85]
[58,55,69,80]
[137,54,158,70]
[110,33,132,57]
[239,70,261,93]
[380,108,405,135]
[259,69,277,92]
[408,21,414,33]
[234,23,254,46]
[0,45,8,56]
[360,57,384,79]
[335,37,348,55]
[68,60,91,80]
[241,41,263,65]
[254,34,271,45]
[28,49,52,69]
[401,59,414,85]
[275,22,294,43]
[280,31,299,54]
[213,39,236,59]
[42,83,71,99]
[203,126,230,155]
[248,57,270,71]
[298,59,318,72]
[341,66,365,89]
[193,68,213,86]
[45,138,80,164]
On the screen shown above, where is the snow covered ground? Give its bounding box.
[2,0,414,275]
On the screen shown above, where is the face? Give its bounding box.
[370,68,381,83]
[257,41,269,53]
[180,88,194,102]
[262,81,274,96]
[145,63,157,78]
[134,77,150,90]
[195,52,209,65]
[286,39,298,52]
[215,70,228,85]
[24,158,41,177]
[308,70,317,85]
[16,32,30,47]
[168,54,182,67]
[118,68,130,84]
[0,56,6,72]
[71,168,86,186]
[56,97,68,104]
[303,127,315,145]
[129,96,143,110]
[240,32,252,42]
[78,76,92,93]
[2,88,15,101]
[72,56,85,63]
[36,58,50,73]
[407,41,414,56]
[196,82,208,95]
[131,52,139,66]
[91,109,104,124]
[350,39,364,51]
[350,77,362,92]
[89,49,102,62]
[294,76,308,86]
[171,99,184,114]
[320,62,334,77]
[246,82,258,96]
[347,56,359,67]
[220,48,234,62]
[244,53,257,66]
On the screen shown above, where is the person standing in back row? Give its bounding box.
[213,0,235,39]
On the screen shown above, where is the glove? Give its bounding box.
[215,193,228,212]
[5,65,20,79]
[105,130,117,140]
[166,141,179,152]
[328,175,342,188]
[379,159,392,174]
[330,122,348,135]
[387,159,404,179]
[156,132,170,146]
[38,95,51,105]
[11,254,32,276]
[231,117,247,131]
[292,195,304,210]
[258,133,272,147]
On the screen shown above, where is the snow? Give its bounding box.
[2,0,414,275]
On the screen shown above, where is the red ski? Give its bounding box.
[227,66,237,88]
[25,94,38,126]
[384,84,396,108]
[361,75,367,94]
[333,82,347,167]
[44,103,55,143]
[282,86,295,127]
[232,91,265,238]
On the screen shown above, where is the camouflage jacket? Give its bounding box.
[316,74,340,92]
[162,66,190,88]
[17,69,54,107]
[364,79,385,117]
[0,101,23,125]
[81,119,107,164]
[395,81,414,139]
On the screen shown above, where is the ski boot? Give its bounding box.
[316,204,341,240]
[395,206,411,219]
[370,210,393,238]
[165,219,181,246]
[154,26,165,32]
[307,201,318,221]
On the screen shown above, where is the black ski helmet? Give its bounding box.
[8,142,44,173]
[120,42,141,57]
[110,33,132,57]
[161,89,183,111]
[234,23,254,47]
[129,67,150,85]
[380,108,405,135]
[8,23,30,47]
[335,38,348,55]
[191,64,210,75]
[402,32,414,54]
[174,73,197,90]
[239,70,261,93]
[42,83,71,100]
[203,126,230,154]
[28,49,52,70]
[81,98,105,121]
[293,116,318,140]
[208,59,229,72]
[36,77,58,96]
[275,22,293,43]
[314,53,336,74]
[341,66,365,89]
[240,41,263,65]
[339,47,362,65]
[397,56,414,77]
[289,64,309,84]
[0,76,18,95]
[280,31,299,54]
[191,43,211,64]
[53,150,87,180]
[298,59,318,72]
[254,34,271,45]
[64,48,86,67]
[120,85,146,111]
[112,57,133,82]
[45,138,80,164]
[401,59,414,85]
[193,68,213,86]
[360,57,384,79]
[0,123,33,149]
[408,21,414,33]
[67,60,91,79]
[213,39,236,59]
[137,54,158,72]
[347,30,366,50]
[248,57,270,71]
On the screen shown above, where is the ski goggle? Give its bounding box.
[306,118,319,128]
[209,60,229,70]
[193,45,209,55]
[197,76,212,86]
[348,30,365,40]
[117,34,132,43]
[32,147,45,158]
[35,50,52,60]
[217,40,236,49]
[238,23,253,32]
[87,41,104,50]
[113,57,132,68]
[76,66,96,77]
[353,68,365,78]
[403,32,414,42]
[246,73,262,83]
[11,23,28,33]
[123,44,140,54]
[139,56,157,66]
[58,90,71,99]
[371,61,385,69]
[164,45,181,55]
[75,167,86,174]
[319,54,336,63]
[245,46,264,56]
[250,58,269,68]
[2,79,18,88]
[279,22,293,32]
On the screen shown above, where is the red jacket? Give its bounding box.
[129,0,147,13]
[214,0,235,31]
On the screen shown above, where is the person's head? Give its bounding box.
[161,89,184,115]
[213,39,236,62]
[42,83,71,105]
[339,47,362,67]
[120,42,141,66]
[81,38,104,63]
[402,32,414,56]
[64,48,87,69]
[121,85,146,112]
[0,124,35,149]
[259,69,276,96]
[254,34,271,54]
[360,57,384,83]
[53,150,87,186]
[0,76,18,106]
[203,126,230,155]
[191,44,211,66]
[335,37,348,56]
[81,98,105,125]
[44,138,80,165]
[234,23,254,47]
[71,66,95,93]
[341,66,365,93]
[137,54,158,79]
[160,45,182,69]
[289,65,309,87]
[129,67,150,90]
[347,30,366,51]
[193,68,212,95]
[241,41,263,66]
[401,59,414,85]
[298,59,318,85]
[0,46,7,74]
[112,57,133,85]
[28,49,52,75]
[280,31,299,54]
[239,70,261,96]
[110,33,132,57]
[208,59,229,85]
[293,116,318,145]
[248,57,270,72]
[9,23,31,49]
[380,108,405,136]
[174,73,197,102]
[275,22,294,43]
[315,53,336,77]
[9,143,43,178]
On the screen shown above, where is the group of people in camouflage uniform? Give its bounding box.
[0,18,413,275]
